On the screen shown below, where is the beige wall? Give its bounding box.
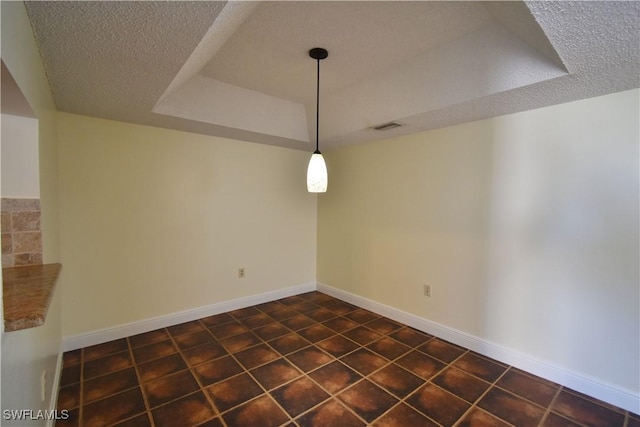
[57,113,317,337]
[1,0,62,421]
[318,89,640,395]
[1,114,40,198]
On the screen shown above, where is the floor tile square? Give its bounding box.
[541,412,583,427]
[239,313,274,329]
[326,301,357,315]
[129,329,170,348]
[57,383,81,410]
[396,350,446,380]
[457,407,513,427]
[372,403,439,427]
[84,351,133,380]
[406,383,470,426]
[182,341,227,366]
[138,353,188,383]
[83,367,139,403]
[267,307,298,321]
[367,337,411,360]
[250,358,302,390]
[55,408,79,427]
[268,332,311,355]
[279,314,316,331]
[369,363,425,399]
[206,373,263,412]
[151,391,216,427]
[83,387,146,427]
[388,327,432,347]
[208,322,249,340]
[340,348,388,376]
[298,324,336,342]
[365,318,403,335]
[338,379,398,423]
[343,326,382,346]
[497,368,559,407]
[477,387,546,427]
[229,306,261,319]
[551,389,626,427]
[219,331,261,353]
[83,338,129,362]
[309,361,363,394]
[286,346,332,372]
[143,370,200,408]
[452,352,507,382]
[173,330,215,351]
[322,317,359,333]
[279,295,307,306]
[193,356,244,386]
[234,343,280,370]
[131,340,177,364]
[255,300,284,313]
[288,301,318,313]
[306,308,337,322]
[62,349,81,367]
[295,399,365,427]
[60,364,81,387]
[317,335,359,357]
[432,367,491,403]
[200,313,234,328]
[167,320,205,337]
[112,413,152,427]
[222,395,289,427]
[253,322,291,341]
[345,309,380,324]
[271,377,330,417]
[417,338,466,363]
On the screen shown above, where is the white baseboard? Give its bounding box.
[46,344,64,427]
[63,282,316,352]
[317,282,640,414]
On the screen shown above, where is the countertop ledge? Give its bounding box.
[3,263,62,332]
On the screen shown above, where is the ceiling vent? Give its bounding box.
[372,121,403,131]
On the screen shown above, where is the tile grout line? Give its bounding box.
[191,318,229,427]
[449,353,513,427]
[539,386,568,427]
[165,320,225,427]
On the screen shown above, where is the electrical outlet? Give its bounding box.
[423,285,431,297]
[40,370,47,402]
[238,268,245,278]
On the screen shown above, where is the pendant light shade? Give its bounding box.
[307,151,328,192]
[307,47,328,193]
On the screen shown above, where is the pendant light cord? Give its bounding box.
[315,57,321,154]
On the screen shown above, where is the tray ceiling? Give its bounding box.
[23,1,640,151]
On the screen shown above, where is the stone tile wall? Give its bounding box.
[1,198,42,268]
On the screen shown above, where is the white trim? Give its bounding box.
[62,282,316,352]
[46,344,64,427]
[317,282,640,414]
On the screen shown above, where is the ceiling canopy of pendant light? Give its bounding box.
[307,47,328,193]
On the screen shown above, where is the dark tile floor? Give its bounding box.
[56,292,639,427]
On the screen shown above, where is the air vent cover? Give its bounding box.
[372,121,403,131]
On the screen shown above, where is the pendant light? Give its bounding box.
[307,47,328,193]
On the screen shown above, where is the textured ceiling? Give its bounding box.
[23,1,640,151]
